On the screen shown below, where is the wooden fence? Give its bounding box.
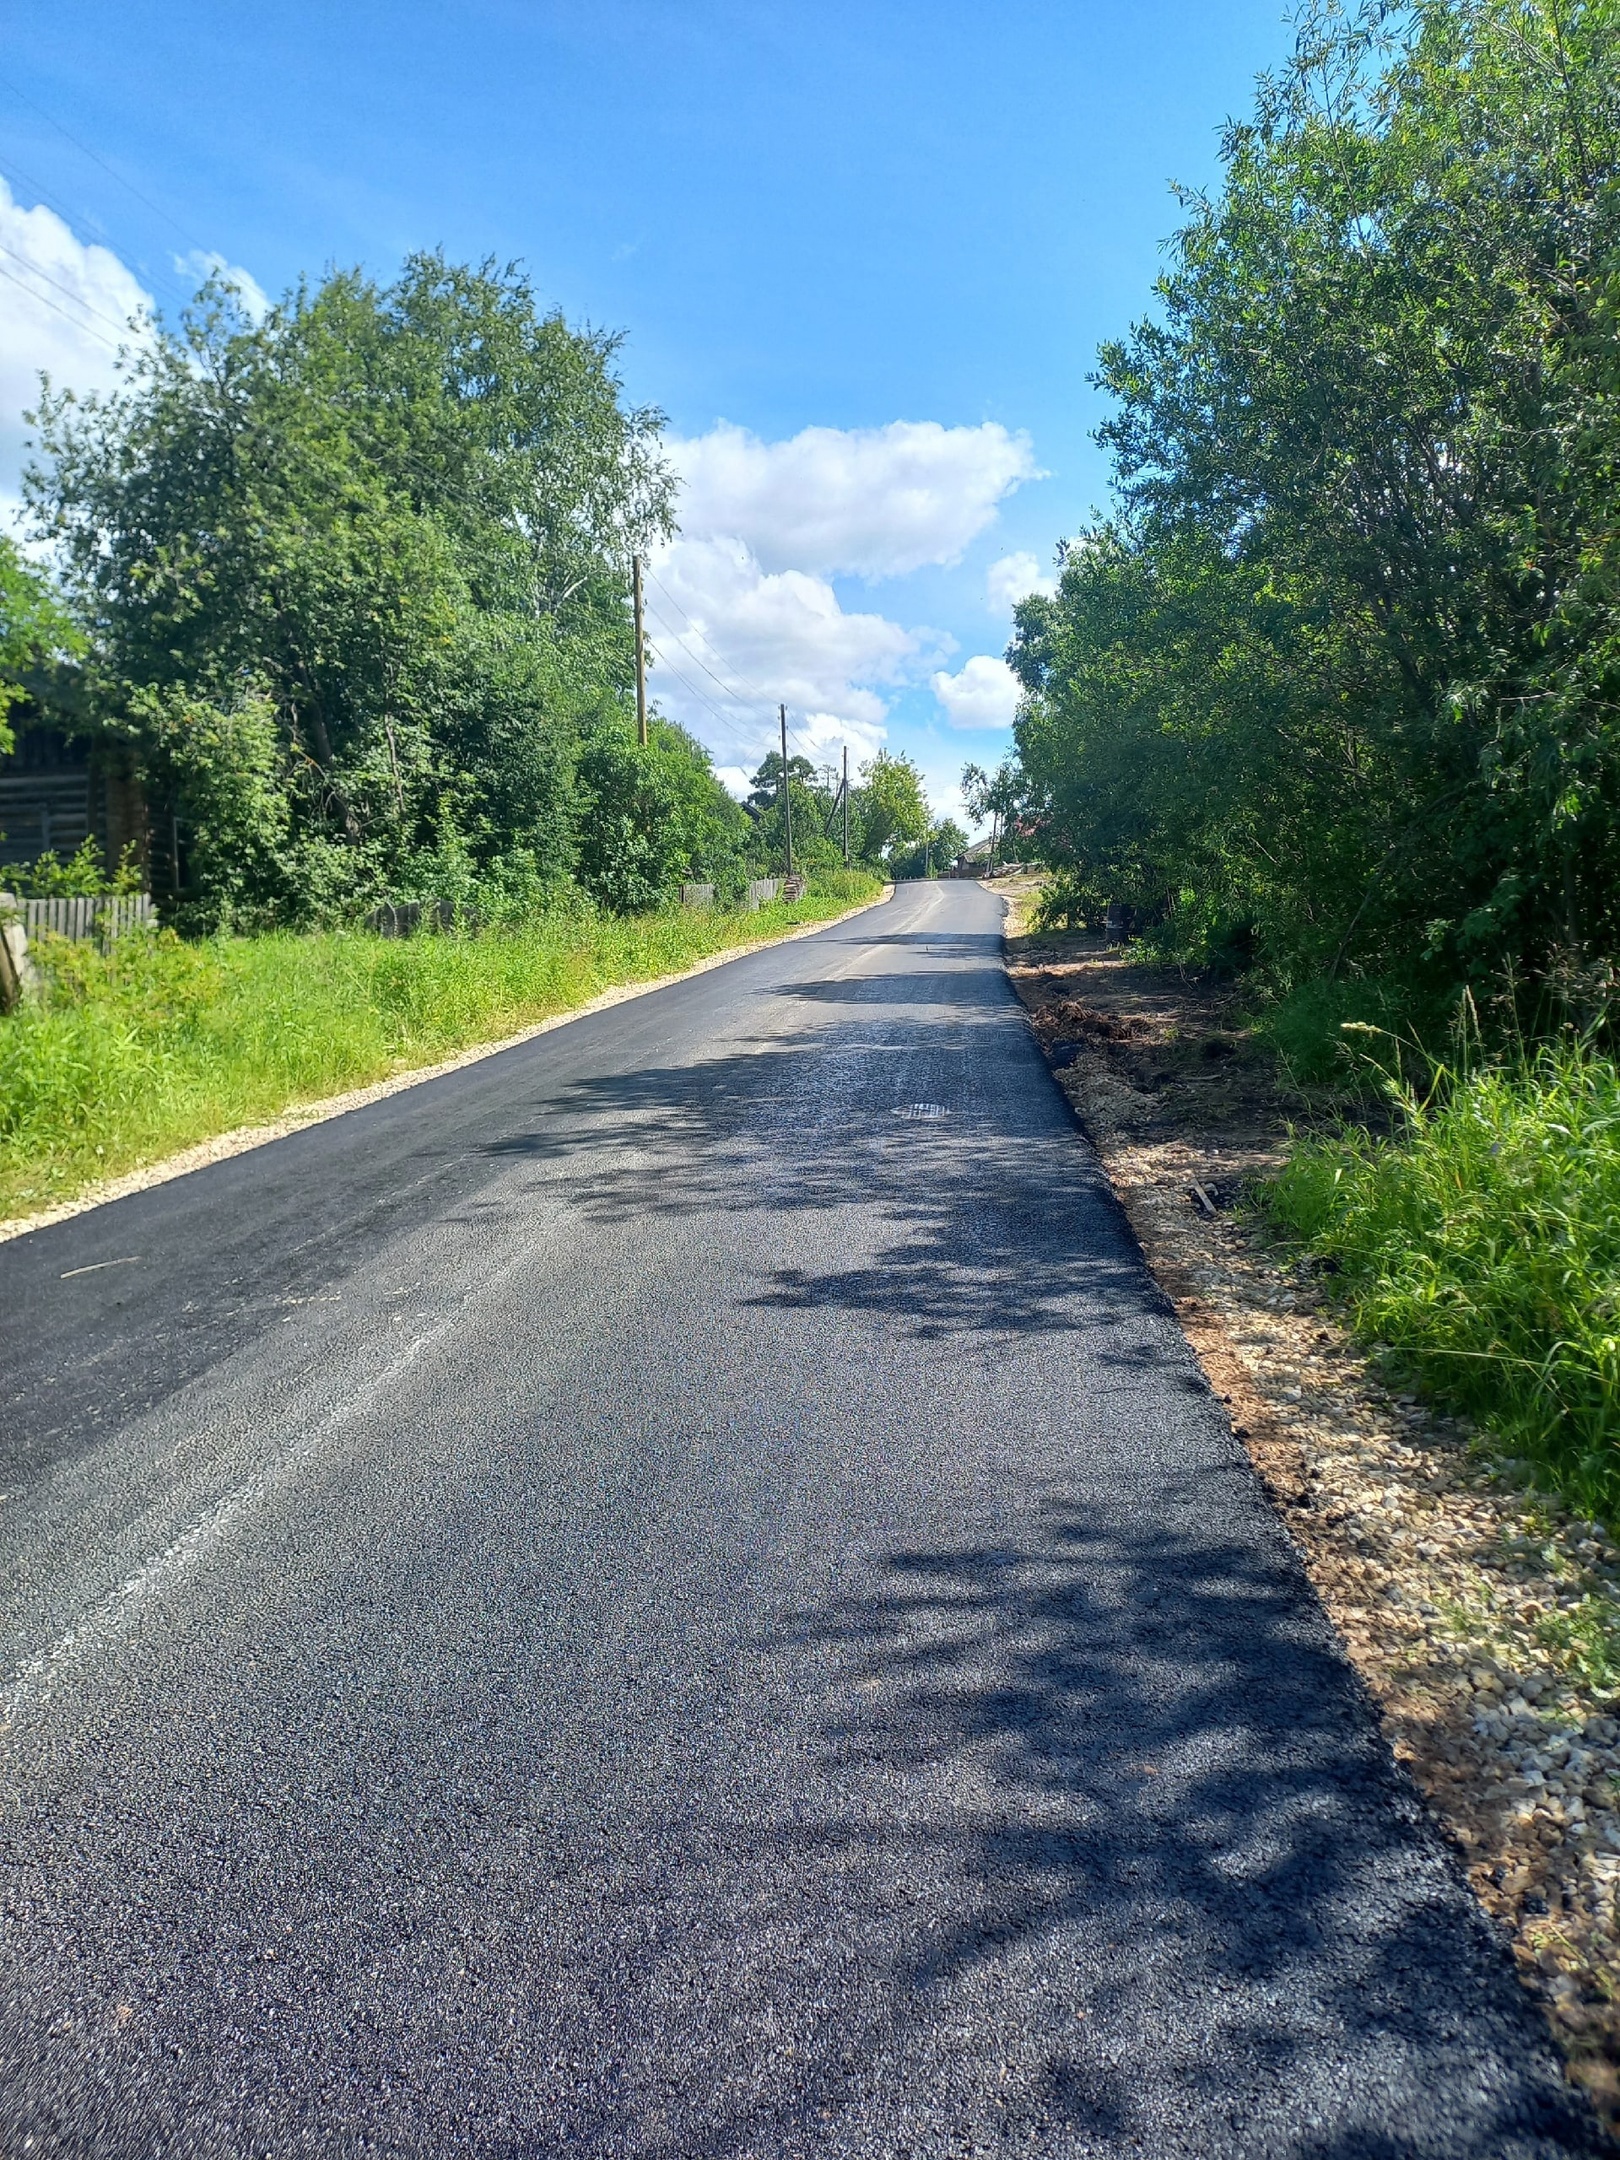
[9,894,156,943]
[365,899,467,937]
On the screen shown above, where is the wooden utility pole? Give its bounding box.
[632,556,648,747]
[842,743,850,866]
[779,703,794,877]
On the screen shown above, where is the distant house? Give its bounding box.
[0,722,147,879]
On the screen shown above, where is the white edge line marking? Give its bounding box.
[0,1332,434,1736]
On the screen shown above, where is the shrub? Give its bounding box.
[1265,1045,1620,1519]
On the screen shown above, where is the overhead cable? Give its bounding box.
[0,150,199,315]
[0,253,125,354]
[0,236,146,343]
[0,69,216,258]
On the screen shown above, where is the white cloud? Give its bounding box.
[643,416,1044,775]
[987,549,1058,614]
[175,248,270,322]
[931,654,1022,731]
[668,420,1041,580]
[0,177,153,513]
[644,532,925,771]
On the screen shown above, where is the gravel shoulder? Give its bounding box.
[1001,882,1620,2135]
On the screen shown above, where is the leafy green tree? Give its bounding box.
[27,258,674,925]
[0,535,82,752]
[576,716,756,912]
[960,758,1023,868]
[889,817,969,880]
[746,749,843,870]
[1014,0,1620,999]
[853,751,931,864]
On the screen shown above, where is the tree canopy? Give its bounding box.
[1011,0,1620,1007]
[0,534,83,753]
[22,256,754,925]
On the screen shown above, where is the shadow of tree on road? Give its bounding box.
[615,1497,1601,2158]
[476,981,1171,1343]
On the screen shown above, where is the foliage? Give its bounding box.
[853,750,931,863]
[745,749,851,871]
[575,716,759,911]
[1011,0,1620,1005]
[1030,870,1101,933]
[1266,1041,1620,1521]
[960,758,1022,866]
[26,257,679,927]
[889,818,969,879]
[0,869,882,1219]
[0,535,83,752]
[4,837,143,899]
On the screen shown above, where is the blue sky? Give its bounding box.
[0,0,1292,823]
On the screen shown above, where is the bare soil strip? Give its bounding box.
[1000,882,1620,2132]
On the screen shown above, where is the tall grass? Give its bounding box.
[1265,1042,1620,1520]
[0,872,881,1220]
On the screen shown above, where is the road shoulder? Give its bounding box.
[999,883,1620,2137]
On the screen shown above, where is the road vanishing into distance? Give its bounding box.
[0,881,1603,2157]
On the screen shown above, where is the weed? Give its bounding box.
[1265,1043,1620,1522]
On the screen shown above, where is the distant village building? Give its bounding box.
[0,722,146,878]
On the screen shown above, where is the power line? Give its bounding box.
[0,236,147,343]
[0,149,198,314]
[642,614,824,782]
[642,638,764,754]
[641,598,765,715]
[0,253,125,355]
[637,565,852,774]
[643,564,773,705]
[0,69,215,258]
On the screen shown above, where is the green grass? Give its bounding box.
[0,871,883,1221]
[1264,1044,1620,1521]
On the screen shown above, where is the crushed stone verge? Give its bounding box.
[0,887,891,1247]
[998,882,1620,2133]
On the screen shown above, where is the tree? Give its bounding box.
[0,535,82,753]
[745,749,844,871]
[889,816,969,880]
[960,758,1023,868]
[854,751,931,863]
[27,257,675,926]
[576,715,756,912]
[1012,0,1620,996]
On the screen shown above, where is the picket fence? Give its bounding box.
[10,894,156,943]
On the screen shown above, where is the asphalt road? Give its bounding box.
[0,880,1603,2158]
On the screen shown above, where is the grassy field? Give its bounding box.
[0,871,883,1222]
[1266,1044,1620,1523]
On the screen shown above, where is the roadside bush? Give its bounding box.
[1265,1046,1620,1520]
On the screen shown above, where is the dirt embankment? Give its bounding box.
[1001,887,1620,2132]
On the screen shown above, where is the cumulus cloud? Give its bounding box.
[986,549,1058,614]
[175,248,270,322]
[0,177,152,518]
[643,533,925,770]
[931,653,1022,731]
[642,416,1046,770]
[668,420,1040,581]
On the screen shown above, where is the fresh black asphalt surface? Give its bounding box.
[0,880,1604,2157]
